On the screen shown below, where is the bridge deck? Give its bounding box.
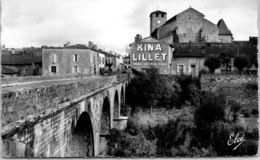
[1,75,104,93]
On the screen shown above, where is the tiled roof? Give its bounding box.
[2,66,20,74]
[2,54,42,65]
[177,7,204,17]
[217,19,232,35]
[172,53,204,58]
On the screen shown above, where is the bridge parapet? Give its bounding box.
[1,74,130,130]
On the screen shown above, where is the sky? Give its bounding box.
[1,0,258,55]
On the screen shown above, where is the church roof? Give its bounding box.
[217,19,232,35]
[177,7,205,17]
[164,7,205,26]
[150,10,166,17]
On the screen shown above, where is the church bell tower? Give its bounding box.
[150,10,167,35]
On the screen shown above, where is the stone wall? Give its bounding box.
[2,74,128,126]
[2,74,129,157]
[201,74,258,108]
[1,74,91,85]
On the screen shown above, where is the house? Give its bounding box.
[1,54,42,76]
[104,51,118,72]
[123,55,130,69]
[42,46,98,76]
[150,7,233,44]
[129,35,174,74]
[171,53,205,76]
[98,50,106,74]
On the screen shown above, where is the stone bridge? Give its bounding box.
[1,74,131,158]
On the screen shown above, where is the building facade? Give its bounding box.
[171,55,205,76]
[151,7,233,44]
[130,36,174,74]
[2,54,42,77]
[42,48,98,76]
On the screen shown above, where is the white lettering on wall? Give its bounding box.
[137,44,143,51]
[137,43,163,52]
[155,44,162,52]
[161,53,167,61]
[142,54,147,61]
[154,53,160,61]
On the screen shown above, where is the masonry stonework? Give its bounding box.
[2,74,130,158]
[201,74,258,108]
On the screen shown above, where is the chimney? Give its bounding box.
[88,41,93,49]
[135,34,142,42]
[93,44,97,50]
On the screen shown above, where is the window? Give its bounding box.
[162,14,164,18]
[191,65,196,75]
[99,57,101,64]
[73,54,78,61]
[178,65,184,74]
[54,54,57,63]
[51,66,57,73]
[50,53,57,63]
[73,66,78,73]
[156,13,158,17]
[102,57,105,64]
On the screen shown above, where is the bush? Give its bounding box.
[175,75,201,105]
[204,55,221,73]
[245,82,258,90]
[234,54,250,73]
[195,92,226,124]
[199,68,209,74]
[120,104,131,116]
[236,140,258,155]
[125,117,140,136]
[128,66,181,111]
[243,110,250,118]
[107,128,157,157]
[251,108,258,115]
[229,102,242,122]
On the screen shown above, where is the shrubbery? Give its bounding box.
[234,54,250,73]
[175,75,201,106]
[118,66,258,157]
[204,55,221,73]
[107,129,157,157]
[128,67,182,111]
[195,91,226,124]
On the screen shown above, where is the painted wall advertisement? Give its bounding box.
[131,42,170,68]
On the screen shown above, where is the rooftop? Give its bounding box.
[2,54,42,65]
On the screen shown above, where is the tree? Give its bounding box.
[220,52,231,73]
[195,92,226,124]
[234,54,250,74]
[204,55,221,74]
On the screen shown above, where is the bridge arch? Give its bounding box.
[67,111,94,157]
[100,96,110,134]
[113,90,119,119]
[120,86,125,116]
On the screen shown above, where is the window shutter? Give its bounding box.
[54,54,57,63]
[188,65,191,73]
[177,65,179,73]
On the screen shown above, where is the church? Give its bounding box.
[150,7,233,44]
